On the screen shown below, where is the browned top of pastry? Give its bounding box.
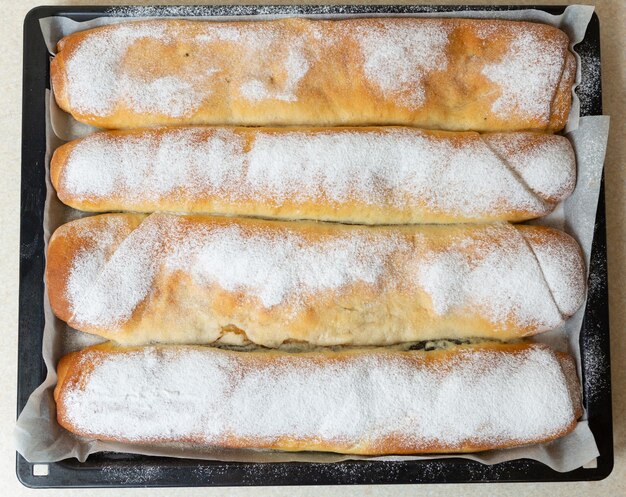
[55,341,582,454]
[46,214,586,347]
[51,18,575,131]
[50,126,576,224]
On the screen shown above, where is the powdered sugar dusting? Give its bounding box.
[484,133,576,201]
[68,215,175,327]
[129,76,201,117]
[414,224,564,331]
[58,18,572,129]
[169,223,400,308]
[102,464,163,485]
[65,216,131,312]
[238,36,310,102]
[59,128,575,221]
[195,23,312,102]
[63,128,246,200]
[521,230,586,317]
[576,46,601,116]
[64,215,584,333]
[65,23,207,117]
[355,22,450,108]
[582,332,609,404]
[60,344,579,450]
[482,27,565,120]
[62,20,314,116]
[66,214,402,327]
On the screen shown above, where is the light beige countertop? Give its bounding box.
[1,1,624,495]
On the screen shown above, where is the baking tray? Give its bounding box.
[17,4,612,488]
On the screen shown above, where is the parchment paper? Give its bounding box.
[15,5,610,473]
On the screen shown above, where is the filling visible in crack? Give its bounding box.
[207,333,514,354]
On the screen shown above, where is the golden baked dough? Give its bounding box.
[46,213,586,347]
[54,341,582,454]
[51,126,576,224]
[51,18,575,131]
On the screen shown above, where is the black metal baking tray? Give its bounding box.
[17,4,612,488]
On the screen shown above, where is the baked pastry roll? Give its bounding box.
[46,213,586,347]
[54,341,582,454]
[51,18,575,131]
[51,126,576,224]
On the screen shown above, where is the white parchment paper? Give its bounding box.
[16,5,610,473]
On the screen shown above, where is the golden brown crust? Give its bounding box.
[556,351,585,422]
[50,126,576,224]
[46,214,586,347]
[53,351,76,404]
[55,341,582,454]
[551,51,577,130]
[49,141,68,195]
[51,18,574,131]
[49,45,67,118]
[46,214,145,332]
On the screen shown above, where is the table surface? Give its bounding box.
[2,0,624,495]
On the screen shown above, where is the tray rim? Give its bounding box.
[16,3,613,488]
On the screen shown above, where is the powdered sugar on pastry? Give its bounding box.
[68,215,175,327]
[55,127,576,223]
[196,23,313,102]
[53,18,574,131]
[65,216,131,315]
[57,344,581,452]
[65,23,206,118]
[62,20,314,117]
[519,228,587,318]
[483,132,576,201]
[238,39,310,102]
[66,214,402,327]
[481,28,565,121]
[414,224,563,329]
[59,215,585,340]
[61,128,246,200]
[354,22,450,108]
[169,223,401,308]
